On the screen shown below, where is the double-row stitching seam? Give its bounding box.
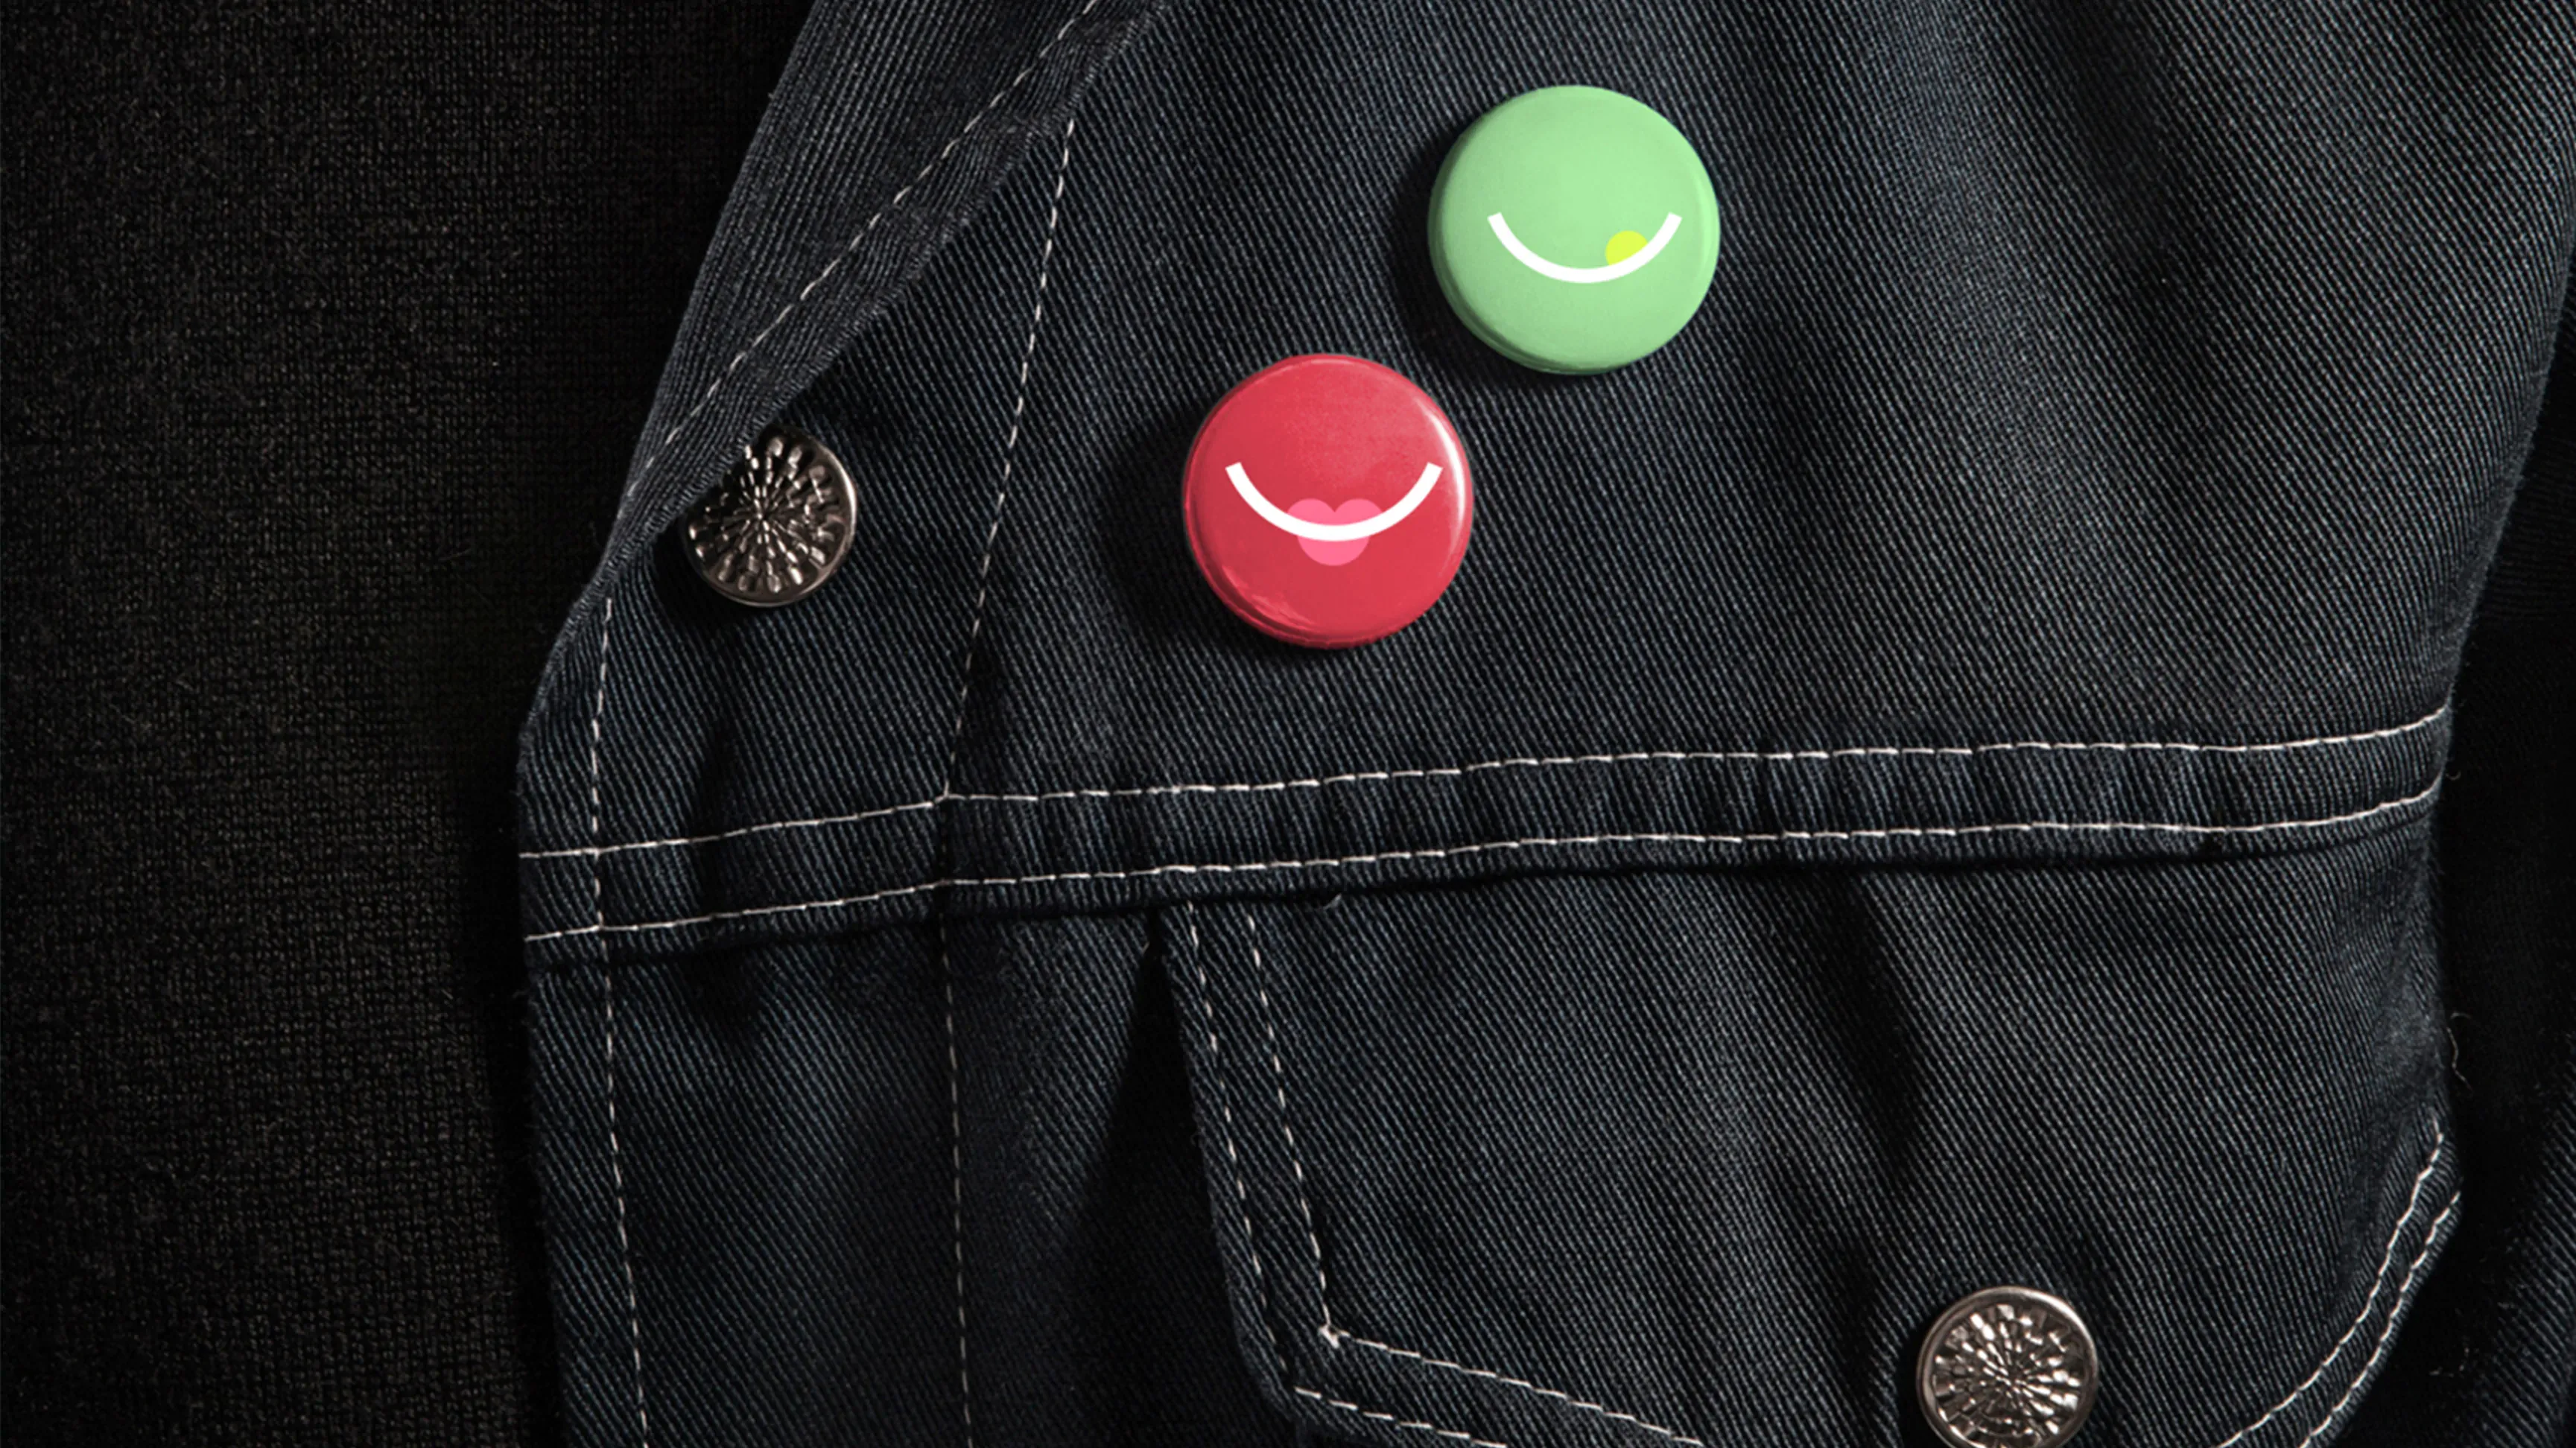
[2211,1125,2448,1447]
[2289,1192,2459,1448]
[1242,979,2458,1448]
[524,778,2442,941]
[525,705,2450,860]
[587,597,652,1448]
[1326,1137,2457,1448]
[624,0,1105,500]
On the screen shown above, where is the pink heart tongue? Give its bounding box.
[1289,498,1382,565]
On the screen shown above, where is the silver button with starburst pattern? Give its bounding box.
[684,427,857,606]
[1916,1286,2099,1448]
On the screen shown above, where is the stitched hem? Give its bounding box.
[2290,1193,2458,1447]
[525,776,2441,944]
[524,705,2449,861]
[1281,1127,2458,1448]
[2211,1128,2449,1447]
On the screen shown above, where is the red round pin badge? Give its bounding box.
[1183,355,1473,648]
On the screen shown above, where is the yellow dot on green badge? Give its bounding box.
[1429,86,1722,373]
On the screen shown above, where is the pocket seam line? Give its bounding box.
[1288,1385,1509,1447]
[1239,907,1715,1447]
[1246,912,1340,1335]
[2290,1190,2458,1448]
[2212,1122,2455,1448]
[1181,904,1295,1383]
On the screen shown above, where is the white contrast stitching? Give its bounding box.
[1245,913,1335,1337]
[1291,1387,1510,1447]
[588,597,613,895]
[1184,906,1291,1374]
[623,0,1106,501]
[979,704,2449,779]
[1204,911,1510,1447]
[1248,909,1707,1444]
[523,778,2442,941]
[927,127,1078,1448]
[522,706,2449,859]
[1335,1336,1706,1446]
[2211,1126,2448,1448]
[2290,1192,2460,1448]
[524,799,938,860]
[589,596,652,1448]
[939,927,976,1447]
[941,116,1074,798]
[1313,1122,2458,1448]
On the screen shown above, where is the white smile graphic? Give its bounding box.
[1488,211,1682,283]
[1225,461,1443,541]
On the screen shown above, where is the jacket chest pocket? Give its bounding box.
[1160,838,2454,1448]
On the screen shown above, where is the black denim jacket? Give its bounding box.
[515,3,2576,1444]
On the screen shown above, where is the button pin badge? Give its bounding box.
[1430,85,1722,373]
[684,426,857,606]
[1184,355,1473,648]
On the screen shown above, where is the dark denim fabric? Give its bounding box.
[516,1,2576,1444]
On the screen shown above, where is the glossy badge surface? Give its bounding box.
[1430,86,1722,374]
[1184,355,1473,648]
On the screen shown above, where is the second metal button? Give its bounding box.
[685,426,857,606]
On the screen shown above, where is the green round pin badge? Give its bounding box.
[1429,86,1721,374]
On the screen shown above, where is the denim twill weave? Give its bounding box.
[515,2,2576,1444]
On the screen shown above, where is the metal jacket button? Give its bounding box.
[1430,85,1722,374]
[683,426,857,606]
[1917,1285,2101,1448]
[1183,354,1473,649]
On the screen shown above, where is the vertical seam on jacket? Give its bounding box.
[1245,912,1336,1340]
[939,927,976,1448]
[589,594,651,1448]
[1185,905,1290,1375]
[930,118,1078,1448]
[941,115,1076,795]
